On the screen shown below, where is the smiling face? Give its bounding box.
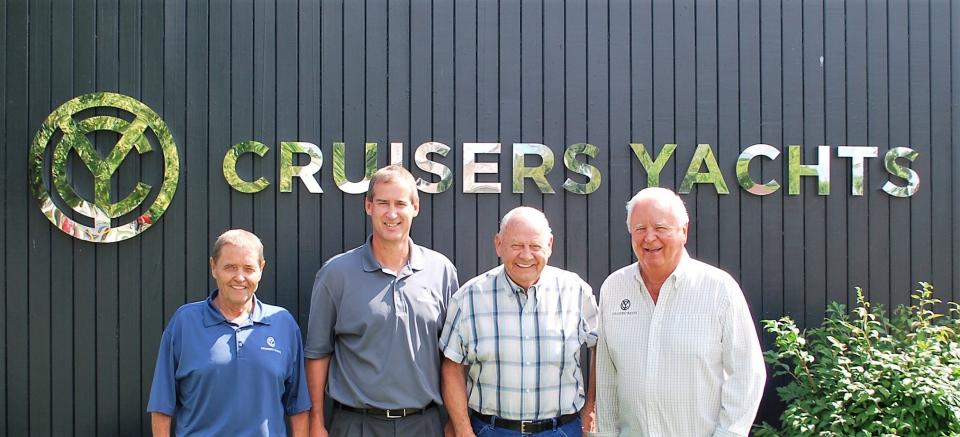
[365,179,420,245]
[628,195,688,280]
[209,242,265,311]
[495,211,553,290]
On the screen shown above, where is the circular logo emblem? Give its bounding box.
[266,336,276,348]
[620,299,631,311]
[29,92,180,243]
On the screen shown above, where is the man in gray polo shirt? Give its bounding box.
[305,165,459,437]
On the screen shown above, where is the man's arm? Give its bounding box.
[289,411,309,437]
[590,292,619,437]
[306,356,331,437]
[716,283,767,436]
[151,412,172,437]
[441,358,475,437]
[580,347,597,432]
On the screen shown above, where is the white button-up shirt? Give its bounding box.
[590,253,765,437]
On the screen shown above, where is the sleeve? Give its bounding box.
[714,277,767,437]
[437,260,460,330]
[303,266,338,359]
[579,279,599,348]
[284,318,313,415]
[591,281,620,437]
[438,289,468,364]
[146,317,179,415]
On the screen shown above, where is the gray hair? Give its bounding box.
[625,187,689,229]
[499,206,553,235]
[212,229,265,262]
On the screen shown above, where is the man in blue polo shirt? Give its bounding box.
[147,229,311,436]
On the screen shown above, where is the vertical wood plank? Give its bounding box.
[320,0,344,264]
[117,0,144,433]
[276,0,300,315]
[4,4,29,430]
[411,0,434,242]
[887,0,911,309]
[563,0,587,279]
[498,0,521,220]
[453,0,479,278]
[297,0,322,325]
[476,0,500,272]
[542,0,566,269]
[184,0,210,306]
[782,0,806,326]
[586,0,610,289]
[738,0,762,313]
[694,0,719,266]
[27,0,53,434]
[253,0,278,306]
[608,0,632,270]
[929,0,953,302]
[845,0,870,302]
[802,0,827,325]
[342,0,368,249]
[824,0,848,309]
[49,1,76,434]
[431,0,456,261]
[716,0,741,287]
[0,0,7,429]
[866,0,891,313]
[907,0,933,299]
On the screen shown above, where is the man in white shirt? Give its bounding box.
[589,187,766,437]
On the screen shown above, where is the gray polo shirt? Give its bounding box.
[305,236,459,409]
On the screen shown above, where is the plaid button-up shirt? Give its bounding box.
[439,265,599,420]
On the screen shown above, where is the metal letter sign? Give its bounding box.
[29,92,180,243]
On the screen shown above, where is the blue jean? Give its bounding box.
[470,415,582,437]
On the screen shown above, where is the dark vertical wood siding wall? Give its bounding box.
[2,0,958,433]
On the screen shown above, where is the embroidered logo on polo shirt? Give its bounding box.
[613,298,638,316]
[261,337,281,354]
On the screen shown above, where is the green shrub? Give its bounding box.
[756,283,960,437]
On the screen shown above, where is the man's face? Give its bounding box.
[495,216,553,290]
[629,197,688,278]
[365,180,419,244]
[209,243,265,309]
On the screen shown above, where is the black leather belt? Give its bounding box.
[336,402,432,419]
[471,411,578,435]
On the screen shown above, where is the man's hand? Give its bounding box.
[306,357,332,437]
[441,358,477,437]
[309,423,329,437]
[580,402,597,433]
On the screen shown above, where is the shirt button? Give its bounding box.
[238,341,243,347]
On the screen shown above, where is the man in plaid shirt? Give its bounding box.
[440,207,599,436]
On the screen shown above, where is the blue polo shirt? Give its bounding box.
[147,290,311,436]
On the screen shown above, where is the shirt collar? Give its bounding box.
[632,249,692,288]
[360,235,425,272]
[500,265,548,295]
[202,289,269,327]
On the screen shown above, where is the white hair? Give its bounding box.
[625,187,689,229]
[499,206,553,235]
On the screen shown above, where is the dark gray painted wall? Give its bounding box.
[2,0,958,434]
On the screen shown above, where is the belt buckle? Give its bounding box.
[519,420,534,434]
[386,409,404,419]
